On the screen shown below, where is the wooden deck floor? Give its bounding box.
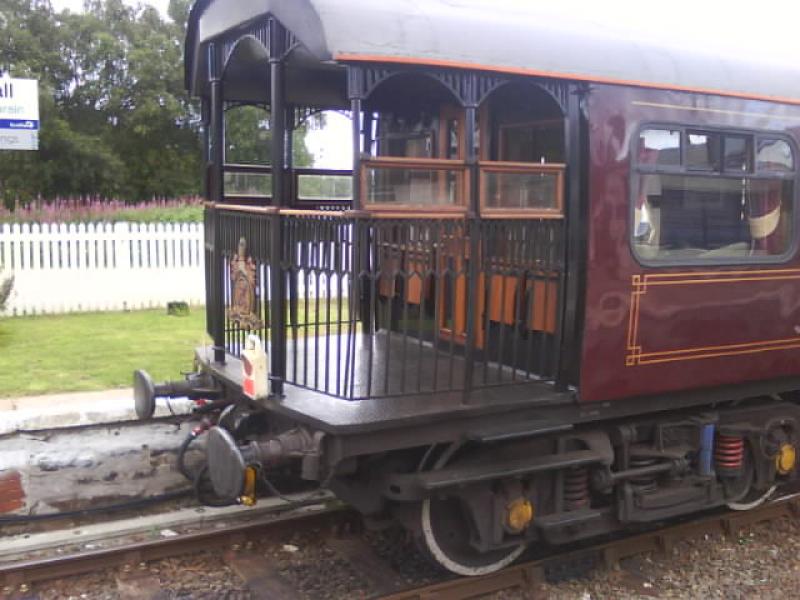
[200,331,569,435]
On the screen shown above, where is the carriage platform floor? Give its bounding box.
[196,332,573,435]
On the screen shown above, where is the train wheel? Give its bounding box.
[416,444,527,576]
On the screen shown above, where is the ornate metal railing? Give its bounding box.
[205,205,564,400]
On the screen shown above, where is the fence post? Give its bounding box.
[114,222,131,271]
[0,224,7,270]
[30,222,41,270]
[11,223,21,270]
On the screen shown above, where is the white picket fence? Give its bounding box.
[0,222,205,315]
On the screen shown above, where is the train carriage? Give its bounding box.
[135,0,800,575]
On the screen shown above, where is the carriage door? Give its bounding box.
[440,84,565,363]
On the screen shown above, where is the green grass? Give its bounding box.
[0,309,209,398]
[111,205,203,223]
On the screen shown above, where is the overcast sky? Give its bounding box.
[50,0,170,17]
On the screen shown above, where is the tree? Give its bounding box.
[0,0,317,207]
[0,0,202,205]
[225,106,315,167]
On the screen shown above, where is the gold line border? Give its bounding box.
[626,269,800,366]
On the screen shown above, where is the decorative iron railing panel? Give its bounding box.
[206,206,565,400]
[216,209,272,358]
[282,213,356,397]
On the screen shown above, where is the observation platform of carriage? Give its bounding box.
[188,3,580,404]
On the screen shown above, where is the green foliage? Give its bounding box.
[225,106,315,167]
[110,203,203,223]
[0,0,315,208]
[0,0,200,205]
[0,196,204,223]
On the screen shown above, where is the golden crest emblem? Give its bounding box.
[227,238,264,330]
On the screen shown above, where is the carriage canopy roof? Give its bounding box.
[186,0,800,105]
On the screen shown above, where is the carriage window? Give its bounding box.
[724,135,751,173]
[687,131,720,171]
[478,82,565,214]
[483,168,561,210]
[633,127,795,263]
[757,138,794,173]
[361,74,467,209]
[638,129,681,168]
[364,162,464,206]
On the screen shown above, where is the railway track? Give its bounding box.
[0,502,354,590]
[1,493,798,598]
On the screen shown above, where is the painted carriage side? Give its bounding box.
[581,85,800,402]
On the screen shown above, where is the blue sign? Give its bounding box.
[0,119,39,130]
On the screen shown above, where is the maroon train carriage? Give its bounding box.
[133,0,800,575]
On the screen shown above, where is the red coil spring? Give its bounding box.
[715,434,745,471]
[564,467,590,510]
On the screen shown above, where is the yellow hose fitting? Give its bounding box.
[239,466,258,506]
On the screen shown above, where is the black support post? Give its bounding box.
[285,105,294,198]
[462,86,480,401]
[350,96,362,210]
[348,65,364,210]
[557,84,586,389]
[286,106,298,328]
[268,21,287,396]
[270,25,287,208]
[208,43,226,363]
[347,67,371,335]
[200,98,211,199]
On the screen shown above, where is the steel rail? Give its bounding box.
[3,493,799,595]
[0,506,355,588]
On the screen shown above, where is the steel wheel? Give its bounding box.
[417,443,527,576]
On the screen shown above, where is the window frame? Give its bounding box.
[630,122,799,268]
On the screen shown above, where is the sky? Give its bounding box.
[50,0,170,17]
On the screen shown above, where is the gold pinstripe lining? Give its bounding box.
[625,269,800,366]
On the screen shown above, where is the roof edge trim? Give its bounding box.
[335,53,800,107]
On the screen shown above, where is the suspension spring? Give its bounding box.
[563,467,590,511]
[715,434,745,475]
[628,456,659,493]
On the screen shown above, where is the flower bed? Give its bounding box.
[0,196,204,224]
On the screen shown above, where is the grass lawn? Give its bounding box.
[0,309,209,398]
